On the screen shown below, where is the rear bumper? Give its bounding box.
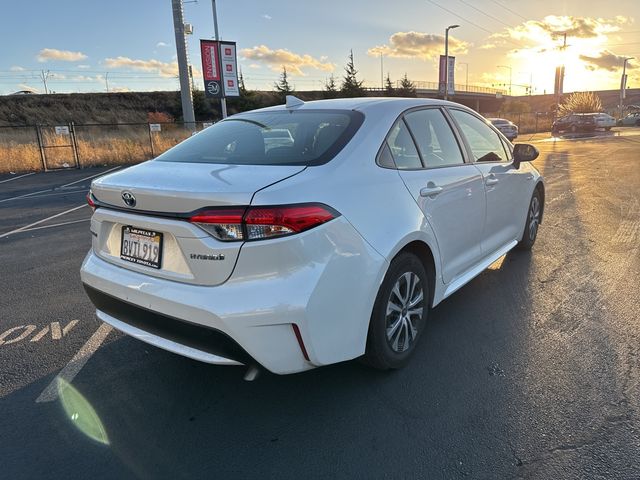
[80,217,387,374]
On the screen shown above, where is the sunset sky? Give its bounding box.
[1,0,638,96]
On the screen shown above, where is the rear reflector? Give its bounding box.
[189,203,338,242]
[291,324,310,361]
[86,191,97,211]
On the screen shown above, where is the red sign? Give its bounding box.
[200,40,223,98]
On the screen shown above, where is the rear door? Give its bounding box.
[389,108,486,284]
[448,108,529,255]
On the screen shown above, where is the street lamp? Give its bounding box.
[497,65,512,96]
[620,57,634,119]
[444,24,459,101]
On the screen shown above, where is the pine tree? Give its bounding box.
[396,73,417,97]
[274,66,293,101]
[341,50,366,98]
[238,68,248,96]
[384,73,395,97]
[323,74,338,99]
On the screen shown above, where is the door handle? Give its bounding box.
[420,185,443,197]
[485,176,499,186]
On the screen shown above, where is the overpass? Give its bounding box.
[366,81,508,112]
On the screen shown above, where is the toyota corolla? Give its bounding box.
[81,97,544,375]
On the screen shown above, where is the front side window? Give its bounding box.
[156,110,363,166]
[449,109,509,163]
[404,109,464,168]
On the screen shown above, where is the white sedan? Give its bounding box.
[593,113,616,130]
[81,97,544,375]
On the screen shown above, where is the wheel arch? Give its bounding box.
[393,240,437,309]
[534,180,545,224]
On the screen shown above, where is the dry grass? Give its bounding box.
[0,125,193,173]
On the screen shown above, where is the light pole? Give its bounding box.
[444,24,459,101]
[212,0,228,119]
[497,65,512,96]
[459,62,469,92]
[620,57,634,119]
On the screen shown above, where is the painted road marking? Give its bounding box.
[16,218,90,234]
[0,321,79,346]
[0,172,35,184]
[0,204,87,239]
[36,323,113,403]
[60,166,121,188]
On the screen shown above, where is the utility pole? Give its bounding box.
[497,65,512,96]
[171,0,196,130]
[40,70,50,94]
[105,72,110,93]
[459,62,469,92]
[212,0,228,118]
[380,52,384,90]
[554,32,568,116]
[620,57,634,119]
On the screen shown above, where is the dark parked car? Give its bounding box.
[617,112,640,127]
[552,113,597,134]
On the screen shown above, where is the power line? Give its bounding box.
[456,0,513,29]
[425,0,493,35]
[487,0,528,22]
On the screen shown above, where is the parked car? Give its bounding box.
[551,113,597,134]
[617,112,640,127]
[263,128,294,150]
[593,113,616,130]
[488,118,518,140]
[81,97,544,375]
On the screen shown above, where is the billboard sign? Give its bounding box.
[200,40,222,98]
[438,55,455,96]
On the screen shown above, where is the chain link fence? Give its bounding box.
[480,111,555,135]
[0,121,214,174]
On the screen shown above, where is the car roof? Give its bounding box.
[241,97,475,120]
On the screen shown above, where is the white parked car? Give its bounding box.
[81,97,545,375]
[592,113,616,130]
[488,117,518,140]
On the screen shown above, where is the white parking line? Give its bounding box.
[60,166,121,188]
[0,204,87,239]
[0,172,35,184]
[18,218,90,234]
[36,323,113,403]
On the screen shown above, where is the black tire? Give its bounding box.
[363,253,429,370]
[570,124,578,133]
[605,127,612,131]
[518,189,542,250]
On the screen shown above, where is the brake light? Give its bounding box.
[189,208,245,241]
[189,203,338,241]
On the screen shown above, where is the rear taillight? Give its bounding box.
[86,191,97,211]
[189,203,338,241]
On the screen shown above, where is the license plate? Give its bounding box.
[120,226,163,269]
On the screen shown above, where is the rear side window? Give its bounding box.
[156,110,363,166]
[404,109,464,168]
[385,120,422,169]
[450,109,509,163]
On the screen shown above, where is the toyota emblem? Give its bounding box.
[122,191,136,207]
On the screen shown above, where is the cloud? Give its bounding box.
[580,50,636,71]
[37,48,87,62]
[10,66,25,71]
[103,56,179,77]
[240,45,334,75]
[368,31,469,60]
[156,41,170,48]
[478,43,497,50]
[111,86,131,93]
[76,64,91,69]
[261,14,272,20]
[495,15,628,44]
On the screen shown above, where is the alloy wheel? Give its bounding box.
[385,272,424,353]
[529,195,540,241]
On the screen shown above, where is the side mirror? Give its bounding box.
[512,143,539,169]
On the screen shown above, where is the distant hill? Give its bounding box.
[1,88,637,126]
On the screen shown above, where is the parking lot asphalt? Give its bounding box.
[1,130,639,479]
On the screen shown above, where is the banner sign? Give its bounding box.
[200,40,240,98]
[220,42,240,97]
[201,40,222,98]
[438,55,456,96]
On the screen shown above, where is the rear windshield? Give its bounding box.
[156,109,364,166]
